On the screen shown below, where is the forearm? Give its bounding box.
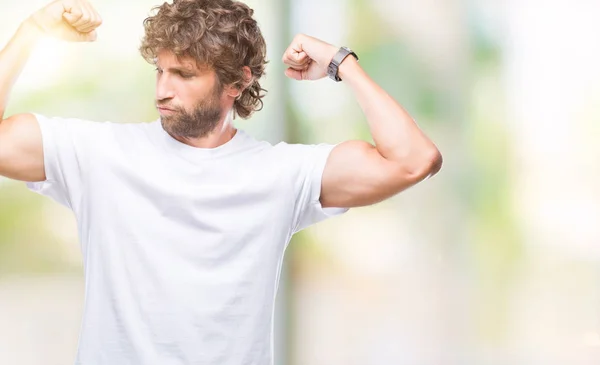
[338,57,441,175]
[0,19,43,121]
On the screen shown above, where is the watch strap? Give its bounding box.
[327,47,359,82]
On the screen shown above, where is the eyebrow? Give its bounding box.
[160,66,196,74]
[153,60,195,73]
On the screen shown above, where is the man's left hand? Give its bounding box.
[282,34,338,81]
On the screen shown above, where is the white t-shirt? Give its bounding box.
[26,114,348,365]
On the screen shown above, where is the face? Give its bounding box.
[154,50,230,139]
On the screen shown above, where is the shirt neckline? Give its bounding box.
[150,119,248,163]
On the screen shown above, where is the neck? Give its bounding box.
[168,111,237,149]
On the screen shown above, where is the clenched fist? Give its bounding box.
[282,34,339,81]
[28,0,102,42]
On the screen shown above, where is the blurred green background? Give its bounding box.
[1,0,600,364]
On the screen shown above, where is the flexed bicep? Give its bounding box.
[0,113,45,182]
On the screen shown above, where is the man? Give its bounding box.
[0,0,442,363]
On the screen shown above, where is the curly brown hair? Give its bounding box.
[140,0,268,119]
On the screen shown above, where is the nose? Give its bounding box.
[156,73,175,102]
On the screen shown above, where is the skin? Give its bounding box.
[0,0,442,209]
[281,34,443,207]
[153,49,243,147]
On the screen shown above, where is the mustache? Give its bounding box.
[156,102,180,111]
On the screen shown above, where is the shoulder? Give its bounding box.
[272,141,338,163]
[31,114,161,156]
[31,113,124,137]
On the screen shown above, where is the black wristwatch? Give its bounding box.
[327,46,359,82]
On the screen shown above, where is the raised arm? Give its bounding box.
[282,34,442,208]
[0,0,101,182]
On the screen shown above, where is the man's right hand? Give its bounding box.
[28,0,102,42]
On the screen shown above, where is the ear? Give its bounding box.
[225,66,253,99]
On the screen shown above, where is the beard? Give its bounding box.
[158,83,225,139]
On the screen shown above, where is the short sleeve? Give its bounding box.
[279,142,349,234]
[25,113,103,211]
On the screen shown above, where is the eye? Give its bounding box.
[179,72,194,79]
[155,67,163,74]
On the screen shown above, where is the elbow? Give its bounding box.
[396,146,443,186]
[425,147,443,178]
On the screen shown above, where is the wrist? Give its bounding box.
[18,18,45,43]
[324,45,339,66]
[337,56,361,82]
[327,46,359,82]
